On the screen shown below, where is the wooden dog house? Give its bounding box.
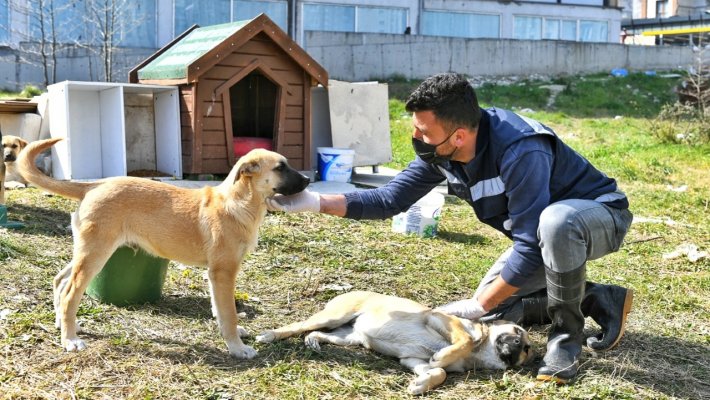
[129,14,328,174]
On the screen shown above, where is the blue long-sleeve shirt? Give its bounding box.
[343,108,628,287]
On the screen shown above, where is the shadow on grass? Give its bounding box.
[5,202,71,237]
[139,294,261,322]
[591,331,710,399]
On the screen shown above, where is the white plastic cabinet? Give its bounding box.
[48,81,181,180]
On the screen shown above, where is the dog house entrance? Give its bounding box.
[230,72,277,157]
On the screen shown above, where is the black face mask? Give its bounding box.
[412,128,457,165]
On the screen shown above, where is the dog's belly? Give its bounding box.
[353,314,448,360]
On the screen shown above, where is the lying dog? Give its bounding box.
[2,134,30,190]
[18,137,310,358]
[257,291,533,395]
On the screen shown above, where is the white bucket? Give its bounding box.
[392,191,445,238]
[317,147,355,182]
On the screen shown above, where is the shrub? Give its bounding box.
[650,101,710,145]
[19,85,42,98]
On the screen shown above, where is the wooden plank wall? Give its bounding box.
[179,85,195,173]
[196,32,308,173]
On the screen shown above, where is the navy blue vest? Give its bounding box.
[440,108,624,239]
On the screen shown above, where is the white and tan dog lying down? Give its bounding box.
[257,291,534,395]
[18,138,310,358]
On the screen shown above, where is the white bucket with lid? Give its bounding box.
[392,191,445,238]
[317,147,355,182]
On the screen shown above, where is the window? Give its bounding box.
[357,6,407,34]
[174,0,230,35]
[0,0,7,43]
[561,20,577,41]
[119,0,157,48]
[656,0,668,17]
[422,11,499,38]
[233,1,288,31]
[303,3,354,32]
[514,16,542,40]
[303,3,407,34]
[544,19,560,40]
[27,0,155,47]
[519,17,577,41]
[579,20,607,42]
[29,0,85,43]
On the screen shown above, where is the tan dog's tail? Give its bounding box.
[17,138,92,200]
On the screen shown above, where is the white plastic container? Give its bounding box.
[317,147,355,182]
[392,191,445,238]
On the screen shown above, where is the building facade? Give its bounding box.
[0,0,623,49]
[0,0,630,89]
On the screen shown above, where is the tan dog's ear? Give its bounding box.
[18,138,28,149]
[236,160,260,181]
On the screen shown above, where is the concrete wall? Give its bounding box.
[305,31,694,81]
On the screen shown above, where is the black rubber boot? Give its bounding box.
[581,282,634,351]
[536,266,586,384]
[479,288,551,327]
[483,282,633,352]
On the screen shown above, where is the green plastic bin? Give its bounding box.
[86,246,169,306]
[0,205,24,229]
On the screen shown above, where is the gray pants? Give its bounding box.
[474,199,633,309]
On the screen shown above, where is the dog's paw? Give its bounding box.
[407,375,433,395]
[255,331,276,343]
[408,368,446,395]
[237,325,250,338]
[229,344,257,359]
[304,332,322,352]
[4,182,26,190]
[63,338,87,352]
[429,349,451,368]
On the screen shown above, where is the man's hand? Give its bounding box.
[434,298,486,320]
[266,190,321,213]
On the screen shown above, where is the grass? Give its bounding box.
[1,73,709,399]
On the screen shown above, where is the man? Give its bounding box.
[267,73,634,383]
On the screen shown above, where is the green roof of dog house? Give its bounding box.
[131,14,328,87]
[137,20,251,81]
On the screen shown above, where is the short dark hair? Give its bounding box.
[405,73,481,131]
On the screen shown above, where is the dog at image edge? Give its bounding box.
[2,134,30,204]
[17,137,310,358]
[257,291,534,395]
[2,134,30,188]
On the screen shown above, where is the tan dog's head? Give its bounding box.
[2,135,28,163]
[488,320,534,367]
[232,148,310,197]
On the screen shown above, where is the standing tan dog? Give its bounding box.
[2,134,30,190]
[18,137,310,358]
[257,291,533,394]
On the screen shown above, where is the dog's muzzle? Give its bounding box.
[276,170,310,196]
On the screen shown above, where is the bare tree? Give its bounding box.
[678,40,709,116]
[82,0,147,82]
[7,0,73,87]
